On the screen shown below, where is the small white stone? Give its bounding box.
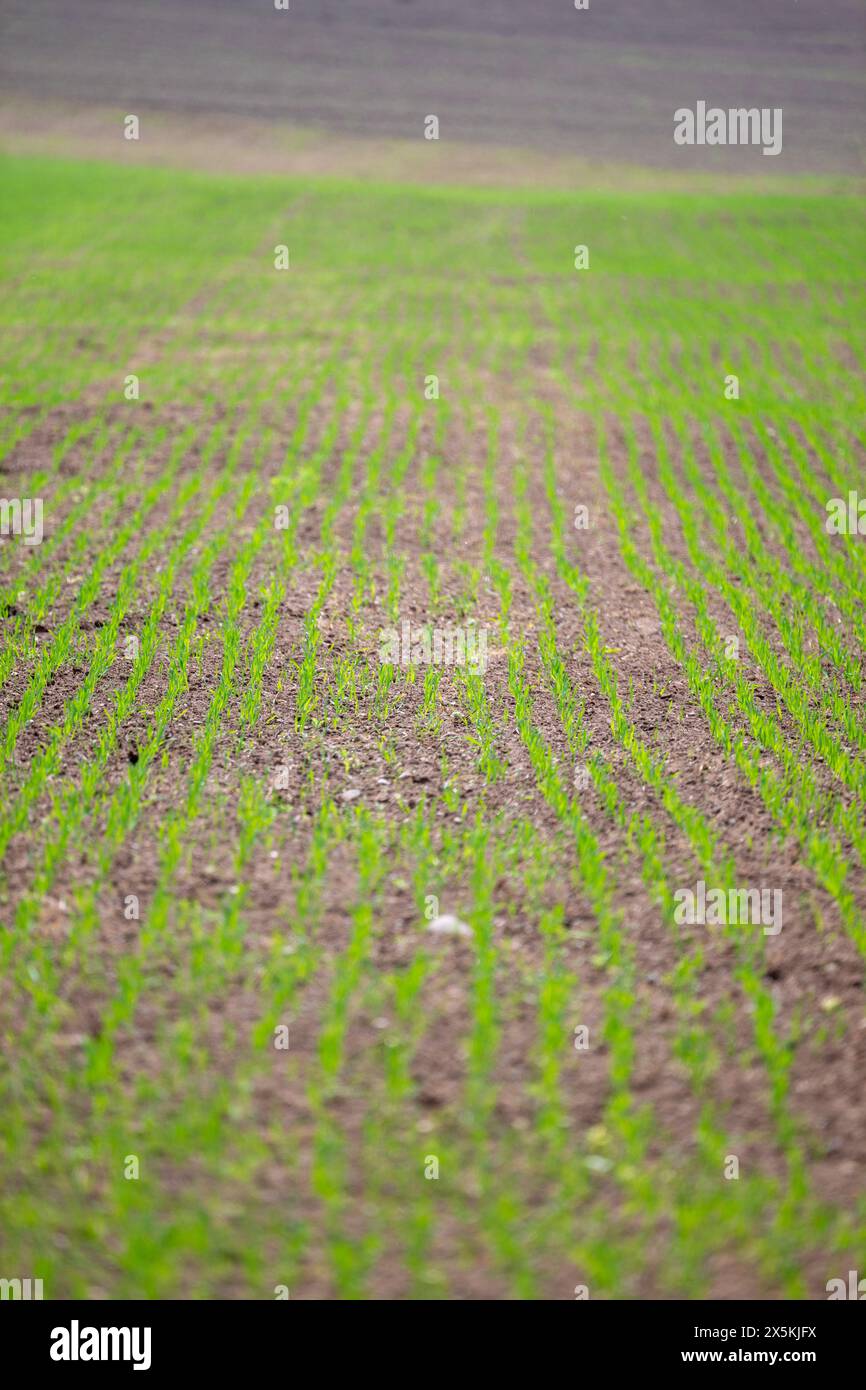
[585,1154,612,1174]
[426,914,473,939]
[341,789,361,801]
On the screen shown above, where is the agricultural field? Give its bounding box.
[0,150,865,1301]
